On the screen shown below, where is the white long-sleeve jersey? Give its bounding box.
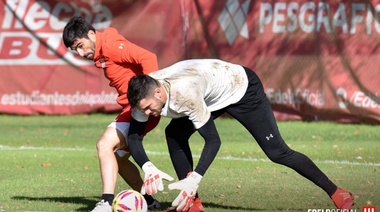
[132,59,249,129]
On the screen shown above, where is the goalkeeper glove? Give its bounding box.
[141,161,174,195]
[168,172,202,211]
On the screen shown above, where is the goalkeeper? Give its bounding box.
[126,59,354,212]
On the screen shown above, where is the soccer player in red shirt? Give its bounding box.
[62,16,162,212]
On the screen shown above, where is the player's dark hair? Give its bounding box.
[62,16,95,48]
[127,75,160,108]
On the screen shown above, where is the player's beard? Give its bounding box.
[150,110,160,117]
[85,53,94,60]
[85,42,96,60]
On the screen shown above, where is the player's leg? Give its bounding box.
[115,151,160,210]
[115,151,143,191]
[229,98,353,208]
[164,117,205,212]
[165,117,196,180]
[92,109,161,211]
[229,98,339,191]
[226,67,353,209]
[112,111,161,210]
[91,126,122,212]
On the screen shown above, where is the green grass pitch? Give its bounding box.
[0,114,379,211]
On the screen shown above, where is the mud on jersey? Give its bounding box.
[132,59,248,129]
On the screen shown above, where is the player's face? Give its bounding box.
[70,30,96,60]
[137,88,165,117]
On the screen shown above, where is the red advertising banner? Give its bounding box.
[1,0,379,123]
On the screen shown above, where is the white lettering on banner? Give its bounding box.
[2,0,112,30]
[336,88,380,109]
[266,88,325,107]
[1,91,118,107]
[0,32,91,65]
[259,2,380,34]
[1,0,113,65]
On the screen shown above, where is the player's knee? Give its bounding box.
[266,148,294,164]
[267,153,284,164]
[115,152,130,162]
[96,137,113,156]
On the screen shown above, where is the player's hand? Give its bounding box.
[168,172,203,211]
[141,161,174,195]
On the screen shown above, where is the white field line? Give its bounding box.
[1,145,379,167]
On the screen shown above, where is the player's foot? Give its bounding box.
[91,199,112,212]
[331,188,354,209]
[162,197,204,212]
[148,199,161,210]
[189,197,204,212]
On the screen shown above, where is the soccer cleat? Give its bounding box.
[331,188,354,209]
[91,199,112,212]
[188,197,204,212]
[162,197,204,212]
[148,199,161,210]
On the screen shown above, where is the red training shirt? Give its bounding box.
[93,27,158,107]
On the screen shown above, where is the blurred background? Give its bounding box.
[1,0,379,123]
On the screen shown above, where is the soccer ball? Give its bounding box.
[112,190,148,212]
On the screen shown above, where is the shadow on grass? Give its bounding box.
[158,201,267,211]
[11,196,306,211]
[202,202,266,211]
[12,196,97,211]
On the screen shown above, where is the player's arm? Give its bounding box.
[120,41,158,73]
[194,116,221,175]
[186,98,221,176]
[128,109,173,195]
[127,117,149,167]
[103,28,158,73]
